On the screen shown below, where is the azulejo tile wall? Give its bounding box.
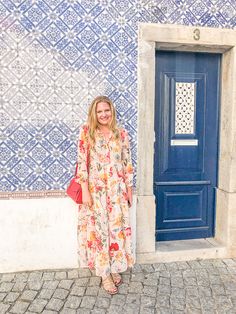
[0,0,235,193]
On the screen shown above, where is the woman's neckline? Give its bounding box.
[96,127,112,141]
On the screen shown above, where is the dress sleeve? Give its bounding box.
[121,128,133,187]
[75,125,89,183]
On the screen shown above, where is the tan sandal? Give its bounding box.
[111,273,122,286]
[102,275,118,295]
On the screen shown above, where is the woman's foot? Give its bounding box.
[102,275,118,295]
[111,273,122,286]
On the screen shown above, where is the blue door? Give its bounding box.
[154,51,221,241]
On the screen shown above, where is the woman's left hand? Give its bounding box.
[127,186,133,207]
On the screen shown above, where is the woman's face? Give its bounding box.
[96,101,112,127]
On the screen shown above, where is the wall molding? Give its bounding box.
[0,190,67,200]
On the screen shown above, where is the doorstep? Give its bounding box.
[136,238,228,264]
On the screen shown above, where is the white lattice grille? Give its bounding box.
[175,82,196,134]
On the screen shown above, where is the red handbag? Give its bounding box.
[66,164,83,204]
[67,147,89,204]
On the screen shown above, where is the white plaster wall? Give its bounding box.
[0,198,78,273]
[0,196,136,273]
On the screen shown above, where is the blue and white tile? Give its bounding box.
[0,0,235,192]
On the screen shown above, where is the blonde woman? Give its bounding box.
[76,95,134,294]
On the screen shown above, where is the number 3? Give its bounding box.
[193,29,200,41]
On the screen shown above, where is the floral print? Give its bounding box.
[76,125,134,277]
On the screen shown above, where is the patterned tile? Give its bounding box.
[0,0,235,193]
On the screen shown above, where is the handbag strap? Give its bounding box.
[74,163,78,176]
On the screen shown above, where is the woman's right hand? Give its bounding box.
[81,181,93,207]
[82,189,93,207]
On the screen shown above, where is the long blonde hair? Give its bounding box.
[87,96,119,144]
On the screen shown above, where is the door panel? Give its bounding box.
[154,51,220,241]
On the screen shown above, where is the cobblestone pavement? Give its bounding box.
[0,259,236,314]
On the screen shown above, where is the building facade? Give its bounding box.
[0,0,236,272]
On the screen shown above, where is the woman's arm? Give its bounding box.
[76,126,93,207]
[121,128,133,207]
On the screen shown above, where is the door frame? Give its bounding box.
[136,23,236,260]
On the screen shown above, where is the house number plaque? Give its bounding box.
[193,29,200,41]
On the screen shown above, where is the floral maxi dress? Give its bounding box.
[76,125,134,277]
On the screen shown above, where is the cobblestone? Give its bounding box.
[140,295,156,307]
[117,283,128,294]
[58,279,73,290]
[12,281,26,292]
[60,309,76,314]
[91,308,106,314]
[171,287,186,298]
[157,284,171,294]
[43,280,59,290]
[74,277,89,286]
[198,286,212,297]
[80,295,96,309]
[15,273,28,282]
[78,268,91,277]
[159,276,171,285]
[28,272,43,282]
[140,264,154,273]
[170,297,186,311]
[143,285,157,297]
[42,272,55,281]
[45,298,64,311]
[122,274,130,284]
[184,277,198,286]
[28,298,48,312]
[132,264,142,273]
[107,304,123,313]
[76,309,90,314]
[186,295,201,309]
[0,282,14,292]
[10,301,29,313]
[94,296,110,308]
[185,286,199,297]
[67,270,79,279]
[85,286,99,296]
[52,288,69,300]
[0,292,6,302]
[1,274,15,282]
[0,258,235,313]
[131,272,144,282]
[126,293,140,304]
[128,281,143,293]
[27,280,43,290]
[4,292,19,303]
[38,289,54,300]
[42,310,57,314]
[54,272,67,280]
[153,263,166,271]
[155,295,170,308]
[89,277,101,286]
[63,295,81,309]
[70,285,86,296]
[110,294,126,305]
[0,303,10,313]
[20,290,38,302]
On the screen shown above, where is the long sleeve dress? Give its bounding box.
[76,125,134,277]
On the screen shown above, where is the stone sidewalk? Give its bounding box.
[0,259,236,314]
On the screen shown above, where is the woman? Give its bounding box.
[76,95,134,294]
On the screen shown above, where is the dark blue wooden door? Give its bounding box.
[154,51,221,241]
